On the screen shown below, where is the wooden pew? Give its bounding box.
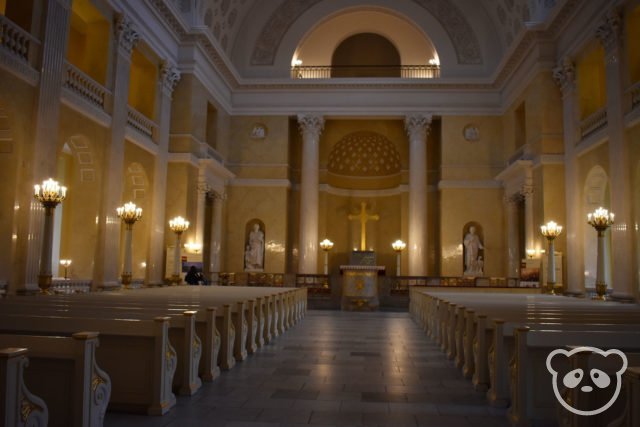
[609,367,640,427]
[0,315,176,415]
[0,347,48,427]
[0,332,110,427]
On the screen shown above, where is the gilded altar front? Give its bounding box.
[340,265,384,311]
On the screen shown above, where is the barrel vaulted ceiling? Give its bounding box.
[169,0,560,79]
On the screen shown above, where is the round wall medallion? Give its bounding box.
[250,123,267,139]
[463,125,480,142]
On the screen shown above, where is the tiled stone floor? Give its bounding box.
[105,311,508,427]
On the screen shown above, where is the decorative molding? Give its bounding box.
[297,114,324,139]
[319,183,409,198]
[438,180,502,189]
[552,56,575,92]
[405,114,432,141]
[228,178,292,188]
[595,9,622,56]
[114,13,140,54]
[160,60,181,92]
[168,152,200,167]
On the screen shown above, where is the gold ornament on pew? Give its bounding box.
[587,207,614,300]
[34,178,67,293]
[540,221,562,295]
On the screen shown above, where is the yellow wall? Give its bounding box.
[66,0,109,85]
[627,5,640,84]
[577,42,607,120]
[0,0,6,14]
[129,49,157,120]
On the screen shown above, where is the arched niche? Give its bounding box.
[583,165,611,289]
[462,221,484,276]
[331,33,401,77]
[244,219,265,272]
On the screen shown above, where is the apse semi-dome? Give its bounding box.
[328,131,401,177]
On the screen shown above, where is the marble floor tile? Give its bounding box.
[104,311,509,427]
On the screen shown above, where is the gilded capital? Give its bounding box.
[552,56,575,92]
[404,114,432,141]
[297,114,324,139]
[595,10,622,56]
[114,13,139,54]
[160,60,181,92]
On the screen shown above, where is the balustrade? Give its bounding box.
[63,61,109,109]
[127,106,157,140]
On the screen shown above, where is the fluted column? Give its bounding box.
[209,192,224,283]
[596,10,636,300]
[297,114,324,274]
[505,195,521,277]
[195,181,210,247]
[93,14,139,290]
[521,184,535,253]
[146,61,180,286]
[553,57,584,295]
[405,114,432,276]
[13,0,71,294]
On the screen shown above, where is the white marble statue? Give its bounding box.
[463,225,484,276]
[245,223,265,270]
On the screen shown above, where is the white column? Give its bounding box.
[553,56,584,295]
[405,114,432,276]
[39,207,55,288]
[122,224,133,282]
[209,192,224,280]
[147,61,180,286]
[505,195,521,277]
[172,232,182,281]
[195,181,210,246]
[596,11,636,300]
[14,0,71,294]
[93,14,139,290]
[297,114,324,274]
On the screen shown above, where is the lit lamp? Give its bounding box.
[319,239,334,275]
[587,207,614,300]
[34,178,67,293]
[392,240,407,276]
[169,216,189,285]
[59,259,71,280]
[540,221,563,295]
[117,202,142,287]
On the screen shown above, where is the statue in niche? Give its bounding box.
[463,225,484,276]
[244,222,265,271]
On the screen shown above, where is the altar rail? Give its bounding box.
[383,276,521,295]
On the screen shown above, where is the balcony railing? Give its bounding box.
[63,62,108,110]
[127,106,156,140]
[51,279,91,294]
[579,107,608,140]
[290,64,440,79]
[0,14,39,67]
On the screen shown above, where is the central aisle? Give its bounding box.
[105,311,508,427]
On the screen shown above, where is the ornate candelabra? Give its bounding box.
[587,207,614,300]
[117,202,142,287]
[319,239,334,276]
[169,216,189,285]
[34,178,67,294]
[392,240,407,276]
[540,221,562,295]
[59,259,71,280]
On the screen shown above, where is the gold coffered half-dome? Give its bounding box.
[328,131,401,177]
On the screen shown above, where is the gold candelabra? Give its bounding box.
[320,239,334,277]
[540,221,562,295]
[587,207,614,300]
[117,202,142,287]
[34,178,67,293]
[169,216,190,285]
[59,259,72,280]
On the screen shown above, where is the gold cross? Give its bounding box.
[348,202,379,251]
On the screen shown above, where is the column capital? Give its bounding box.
[114,13,140,54]
[297,114,324,139]
[595,9,622,59]
[160,60,181,93]
[504,193,523,206]
[552,56,575,93]
[520,184,533,198]
[197,181,213,195]
[404,114,433,141]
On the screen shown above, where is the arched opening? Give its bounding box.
[331,33,400,78]
[583,165,611,289]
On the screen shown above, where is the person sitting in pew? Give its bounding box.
[185,266,205,286]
